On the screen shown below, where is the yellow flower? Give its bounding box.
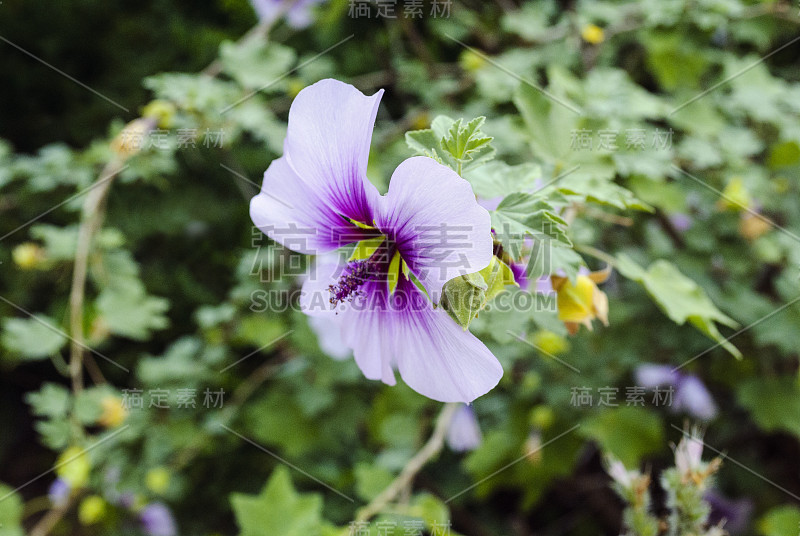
[459,49,486,72]
[78,495,107,525]
[98,396,127,428]
[145,467,171,495]
[717,177,752,212]
[531,330,570,355]
[552,267,610,334]
[581,24,605,45]
[141,99,176,129]
[12,242,46,270]
[55,446,91,489]
[529,405,555,430]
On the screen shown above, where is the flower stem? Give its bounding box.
[355,402,458,522]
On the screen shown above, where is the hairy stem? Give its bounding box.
[355,402,458,522]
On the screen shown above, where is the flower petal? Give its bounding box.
[250,79,383,253]
[377,156,493,302]
[284,79,382,226]
[308,315,351,360]
[340,277,501,402]
[338,279,398,385]
[393,280,502,402]
[298,256,350,315]
[251,157,359,253]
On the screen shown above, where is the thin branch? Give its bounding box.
[28,495,76,536]
[355,403,458,522]
[68,159,124,393]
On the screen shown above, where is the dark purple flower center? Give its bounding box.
[328,259,380,307]
[328,241,400,308]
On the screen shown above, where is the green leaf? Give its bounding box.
[405,129,441,158]
[757,505,800,536]
[409,493,450,530]
[96,286,169,341]
[26,383,71,418]
[643,31,710,91]
[736,378,800,438]
[353,463,394,502]
[491,193,571,258]
[137,338,208,386]
[616,255,741,358]
[219,40,296,90]
[513,82,579,163]
[0,483,24,536]
[524,241,583,282]
[231,466,326,536]
[30,224,79,260]
[464,161,542,200]
[581,407,663,466]
[35,419,72,450]
[235,315,288,348]
[557,175,653,212]
[74,387,110,425]
[405,115,495,173]
[768,140,800,170]
[144,74,241,115]
[1,316,67,360]
[440,117,494,164]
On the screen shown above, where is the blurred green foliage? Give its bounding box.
[1,0,800,535]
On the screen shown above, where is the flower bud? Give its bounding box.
[55,446,91,489]
[146,467,171,495]
[581,24,605,45]
[98,396,127,428]
[12,242,46,270]
[78,495,107,525]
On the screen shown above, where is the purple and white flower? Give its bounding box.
[635,364,717,420]
[250,79,502,402]
[446,404,482,452]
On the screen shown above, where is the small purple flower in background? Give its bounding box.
[446,404,482,452]
[250,79,501,402]
[704,489,753,535]
[635,364,717,420]
[140,502,177,536]
[48,478,70,507]
[668,212,693,232]
[249,0,325,29]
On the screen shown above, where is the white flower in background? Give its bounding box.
[605,456,640,490]
[674,432,704,477]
